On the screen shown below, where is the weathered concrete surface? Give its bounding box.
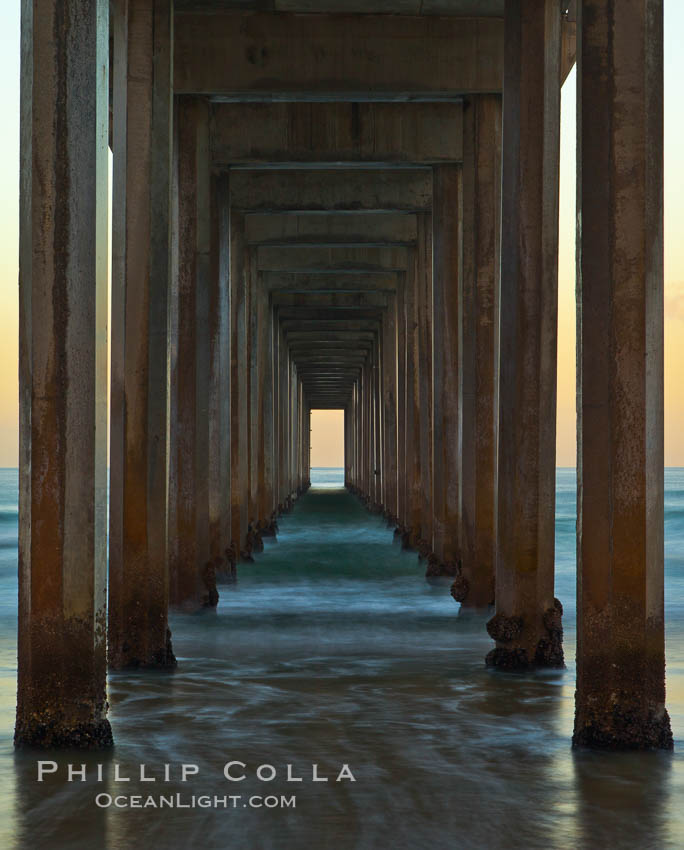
[209,174,233,576]
[292,369,302,496]
[251,281,267,536]
[257,245,409,273]
[351,389,359,488]
[211,102,464,165]
[403,253,422,546]
[416,214,433,556]
[361,361,371,499]
[230,211,250,558]
[276,321,288,511]
[344,405,352,486]
[431,165,460,572]
[395,273,408,533]
[229,169,432,213]
[109,0,176,665]
[369,340,382,509]
[301,386,308,490]
[270,309,382,327]
[262,271,398,293]
[169,97,216,610]
[245,213,418,246]
[373,336,382,508]
[16,0,112,747]
[380,304,398,523]
[488,0,563,670]
[258,296,277,529]
[573,0,671,750]
[358,377,365,494]
[280,317,382,332]
[175,1,506,16]
[457,94,501,608]
[247,258,259,538]
[273,292,389,309]
[175,12,503,97]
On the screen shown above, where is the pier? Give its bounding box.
[16,0,670,751]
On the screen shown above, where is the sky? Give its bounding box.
[310,410,345,467]
[1,4,683,468]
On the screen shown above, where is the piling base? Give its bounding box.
[486,600,564,670]
[426,555,458,578]
[15,716,113,750]
[573,705,673,750]
[202,562,220,607]
[111,628,177,670]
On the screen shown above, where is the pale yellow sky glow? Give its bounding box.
[310,410,344,468]
[1,3,683,468]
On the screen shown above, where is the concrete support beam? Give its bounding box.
[263,271,398,293]
[273,318,282,509]
[108,0,175,667]
[352,378,363,492]
[248,255,260,542]
[230,210,251,557]
[487,0,563,669]
[175,12,503,97]
[169,97,216,610]
[211,102,463,165]
[373,337,383,510]
[16,0,112,747]
[357,378,364,493]
[362,361,371,498]
[396,273,408,532]
[303,404,311,489]
[367,348,377,507]
[288,362,297,499]
[246,213,418,246]
[403,258,422,546]
[252,286,269,535]
[344,405,352,486]
[416,213,433,557]
[294,362,367,372]
[354,374,363,492]
[208,174,233,576]
[294,370,302,494]
[431,165,460,571]
[174,0,505,10]
[277,321,290,511]
[278,307,382,331]
[280,319,382,333]
[229,169,432,213]
[573,0,671,750]
[456,94,501,607]
[273,292,389,309]
[286,331,376,344]
[258,296,277,530]
[257,245,409,273]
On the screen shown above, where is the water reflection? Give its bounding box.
[13,748,113,849]
[573,751,672,850]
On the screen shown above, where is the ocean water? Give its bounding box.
[1,468,684,848]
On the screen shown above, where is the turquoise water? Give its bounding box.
[1,468,684,848]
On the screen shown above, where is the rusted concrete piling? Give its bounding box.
[108,0,175,667]
[17,0,112,747]
[487,0,563,670]
[573,0,671,749]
